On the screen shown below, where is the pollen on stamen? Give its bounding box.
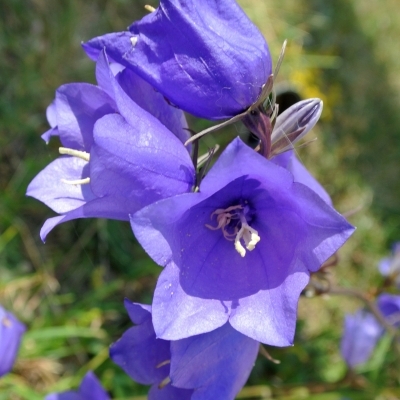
[206,204,260,256]
[234,218,260,257]
[61,177,91,186]
[244,227,260,251]
[130,36,138,47]
[144,5,156,12]
[59,147,90,162]
[235,238,246,257]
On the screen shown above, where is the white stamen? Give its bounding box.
[159,376,171,389]
[244,227,261,251]
[234,217,260,257]
[59,147,90,162]
[205,204,260,257]
[130,36,138,47]
[234,237,246,258]
[61,177,91,186]
[144,5,156,12]
[156,360,171,368]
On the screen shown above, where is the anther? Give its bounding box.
[130,36,138,47]
[158,376,171,389]
[61,177,91,186]
[206,204,260,256]
[144,5,156,12]
[234,216,260,257]
[2,317,11,328]
[59,147,90,162]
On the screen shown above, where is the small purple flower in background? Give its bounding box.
[27,50,194,241]
[341,293,400,368]
[110,300,259,400]
[377,293,400,327]
[378,242,400,286]
[131,138,354,345]
[83,0,272,120]
[340,310,383,368]
[45,371,110,400]
[0,306,25,377]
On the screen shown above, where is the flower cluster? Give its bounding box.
[27,0,356,398]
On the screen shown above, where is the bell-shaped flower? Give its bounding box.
[110,300,259,400]
[378,242,400,287]
[27,50,194,241]
[45,371,110,400]
[82,0,272,120]
[340,293,400,368]
[130,138,355,345]
[377,293,400,327]
[0,306,26,377]
[340,310,383,368]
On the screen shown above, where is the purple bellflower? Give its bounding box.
[27,50,194,241]
[45,371,110,400]
[340,310,383,368]
[131,138,355,346]
[340,293,400,368]
[110,299,259,400]
[378,242,400,287]
[0,306,26,377]
[377,293,400,327]
[82,0,272,120]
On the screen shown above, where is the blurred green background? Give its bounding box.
[1,0,399,399]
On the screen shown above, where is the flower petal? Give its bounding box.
[291,182,355,271]
[90,113,194,203]
[340,311,383,368]
[79,372,110,400]
[26,157,95,214]
[229,268,309,345]
[273,151,332,205]
[152,263,229,340]
[40,196,134,242]
[377,293,400,325]
[45,372,109,400]
[116,67,190,145]
[54,83,115,151]
[148,383,193,400]
[83,0,271,119]
[0,307,25,377]
[170,323,259,399]
[110,303,170,385]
